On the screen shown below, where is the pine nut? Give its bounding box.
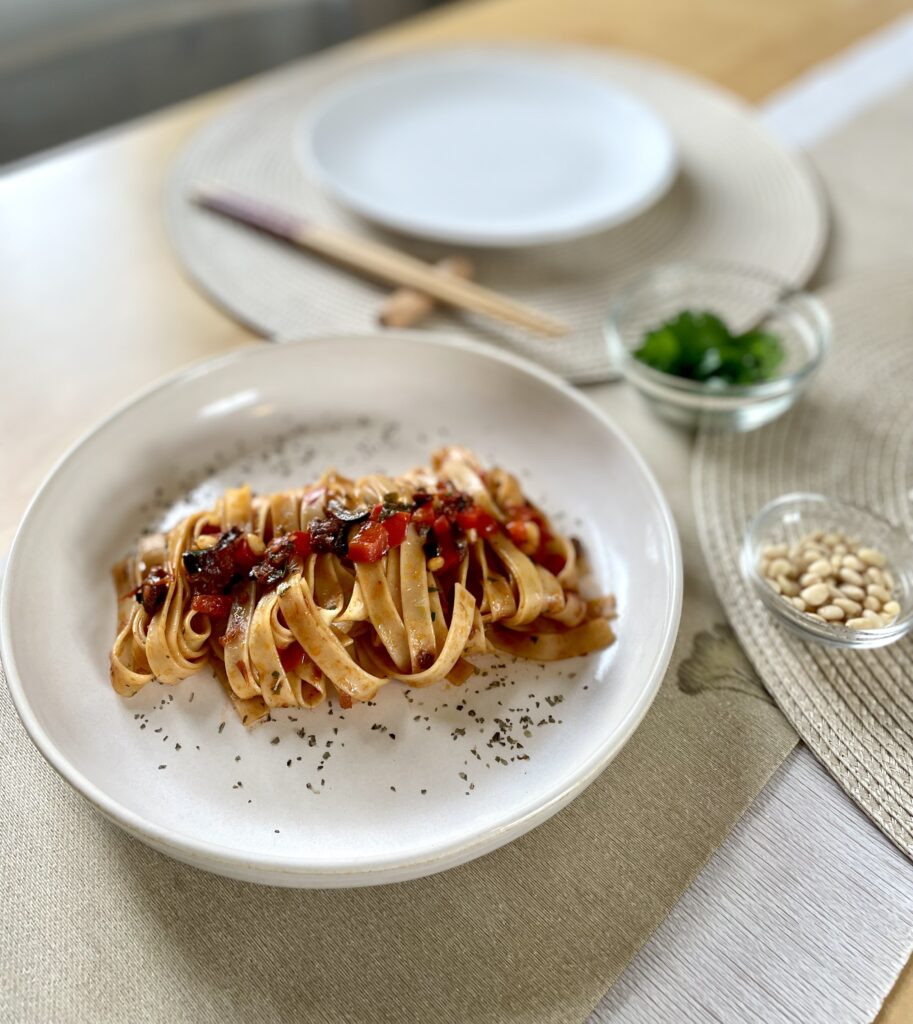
[847,617,870,629]
[765,577,781,594]
[841,554,864,572]
[838,567,864,586]
[808,559,833,578]
[799,572,822,588]
[864,566,884,584]
[769,558,793,578]
[867,584,891,604]
[763,544,788,558]
[859,547,887,567]
[800,582,829,607]
[790,597,807,612]
[777,576,800,596]
[863,595,882,611]
[882,600,901,619]
[838,583,865,601]
[819,604,845,621]
[833,597,863,616]
[823,533,840,546]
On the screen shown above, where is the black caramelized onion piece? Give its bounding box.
[308,516,349,556]
[326,498,371,524]
[135,566,172,615]
[437,491,472,517]
[182,526,243,595]
[250,535,295,587]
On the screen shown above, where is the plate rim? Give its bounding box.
[296,47,680,247]
[0,331,682,884]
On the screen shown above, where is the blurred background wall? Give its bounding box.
[0,0,443,167]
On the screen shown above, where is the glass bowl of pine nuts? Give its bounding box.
[742,493,913,649]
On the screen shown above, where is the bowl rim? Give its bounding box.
[604,260,831,402]
[741,491,913,648]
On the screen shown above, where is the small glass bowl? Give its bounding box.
[604,262,830,431]
[742,493,913,649]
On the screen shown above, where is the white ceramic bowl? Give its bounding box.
[1,333,681,886]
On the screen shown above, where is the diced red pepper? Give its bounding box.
[455,505,498,536]
[290,530,312,559]
[347,521,390,563]
[191,593,234,617]
[382,510,410,547]
[232,535,260,571]
[412,503,436,526]
[279,642,306,673]
[370,503,384,522]
[433,515,462,571]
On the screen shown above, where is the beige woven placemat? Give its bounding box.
[694,265,913,858]
[164,43,826,383]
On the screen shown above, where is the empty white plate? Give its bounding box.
[1,333,681,887]
[299,49,679,246]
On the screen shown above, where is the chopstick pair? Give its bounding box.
[192,184,568,339]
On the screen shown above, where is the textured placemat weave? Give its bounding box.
[164,43,826,383]
[694,266,913,859]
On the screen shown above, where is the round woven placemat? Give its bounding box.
[164,44,827,383]
[694,266,913,858]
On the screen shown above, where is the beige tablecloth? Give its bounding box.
[12,39,913,1024]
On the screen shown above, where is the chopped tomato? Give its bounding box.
[290,530,312,559]
[279,642,306,673]
[411,503,436,526]
[382,510,410,547]
[540,551,567,576]
[506,503,547,529]
[433,515,462,571]
[232,535,260,571]
[370,503,384,522]
[505,520,529,547]
[347,521,390,563]
[455,505,498,536]
[190,593,234,617]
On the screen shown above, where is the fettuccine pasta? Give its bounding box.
[110,447,616,724]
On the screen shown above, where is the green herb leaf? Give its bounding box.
[633,310,785,385]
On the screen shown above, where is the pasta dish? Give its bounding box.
[110,447,616,723]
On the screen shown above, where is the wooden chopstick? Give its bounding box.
[192,184,568,339]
